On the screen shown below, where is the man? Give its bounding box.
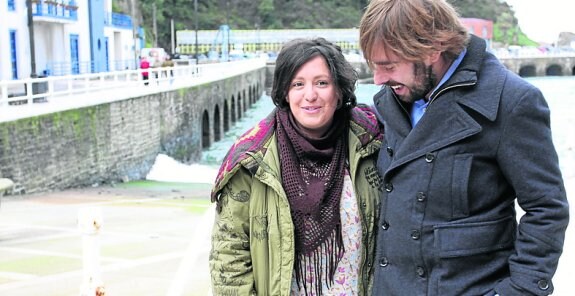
[359,0,569,295]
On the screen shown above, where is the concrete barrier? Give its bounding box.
[0,178,14,195]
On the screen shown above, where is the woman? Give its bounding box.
[209,37,382,296]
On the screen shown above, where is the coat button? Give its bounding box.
[411,230,420,240]
[386,146,394,157]
[416,266,426,277]
[425,153,435,163]
[382,221,389,230]
[379,257,389,267]
[385,183,393,192]
[538,279,549,290]
[416,192,426,202]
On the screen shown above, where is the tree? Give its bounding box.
[135,0,531,51]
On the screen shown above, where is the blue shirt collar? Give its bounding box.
[410,48,467,127]
[429,48,467,98]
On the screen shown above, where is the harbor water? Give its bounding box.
[201,78,575,180]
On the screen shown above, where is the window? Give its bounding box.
[10,30,18,79]
[70,34,80,74]
[8,0,15,11]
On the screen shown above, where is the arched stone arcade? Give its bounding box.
[214,105,221,142]
[223,101,230,133]
[500,56,575,78]
[201,110,210,149]
[230,95,236,123]
[236,93,243,120]
[200,79,264,152]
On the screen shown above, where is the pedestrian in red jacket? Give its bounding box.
[140,57,150,85]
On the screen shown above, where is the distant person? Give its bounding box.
[359,0,569,295]
[161,55,175,78]
[139,57,150,85]
[209,37,383,295]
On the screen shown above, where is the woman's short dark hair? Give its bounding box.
[270,37,358,111]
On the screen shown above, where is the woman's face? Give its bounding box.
[287,55,339,138]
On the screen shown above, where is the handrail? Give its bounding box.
[0,58,267,123]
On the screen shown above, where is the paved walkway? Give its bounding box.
[0,176,573,296]
[0,182,215,296]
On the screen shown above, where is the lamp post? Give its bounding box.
[225,0,230,61]
[26,0,37,77]
[130,0,138,69]
[194,0,198,58]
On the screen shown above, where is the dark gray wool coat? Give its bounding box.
[372,35,569,296]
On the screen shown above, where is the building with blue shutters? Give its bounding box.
[0,0,143,80]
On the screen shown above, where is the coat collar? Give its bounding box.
[452,35,505,122]
[375,35,507,169]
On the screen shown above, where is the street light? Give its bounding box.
[26,0,37,77]
[130,0,138,69]
[194,0,198,59]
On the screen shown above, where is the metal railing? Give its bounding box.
[0,58,267,120]
[104,12,133,29]
[32,0,78,21]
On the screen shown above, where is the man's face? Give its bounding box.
[369,45,437,103]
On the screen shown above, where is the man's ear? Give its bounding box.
[426,50,442,65]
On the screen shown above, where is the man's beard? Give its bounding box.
[395,62,436,104]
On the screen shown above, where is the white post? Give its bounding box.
[78,207,105,296]
[0,178,14,196]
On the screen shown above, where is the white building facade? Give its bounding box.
[0,0,142,80]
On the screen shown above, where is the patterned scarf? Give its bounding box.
[275,108,348,296]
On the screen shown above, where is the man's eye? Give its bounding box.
[372,62,395,72]
[377,64,393,71]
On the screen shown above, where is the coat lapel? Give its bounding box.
[373,34,508,174]
[388,97,482,171]
[380,35,507,173]
[374,87,412,138]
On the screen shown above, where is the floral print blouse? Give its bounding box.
[290,171,362,295]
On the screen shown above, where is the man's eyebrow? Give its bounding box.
[372,60,396,65]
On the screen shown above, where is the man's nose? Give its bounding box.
[373,70,389,86]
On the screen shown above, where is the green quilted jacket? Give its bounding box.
[209,107,382,296]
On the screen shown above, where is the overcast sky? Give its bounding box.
[505,0,575,44]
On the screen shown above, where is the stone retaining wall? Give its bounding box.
[0,69,265,194]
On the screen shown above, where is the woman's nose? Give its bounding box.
[304,85,317,101]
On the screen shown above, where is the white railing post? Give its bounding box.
[0,178,14,196]
[78,207,105,296]
[26,80,33,105]
[0,84,7,106]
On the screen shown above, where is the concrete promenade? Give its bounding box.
[0,176,573,295]
[0,182,217,296]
